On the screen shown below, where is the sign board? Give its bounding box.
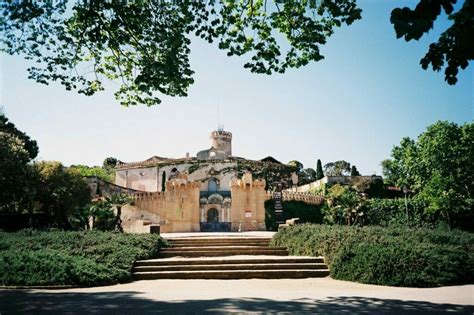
[245,212,252,218]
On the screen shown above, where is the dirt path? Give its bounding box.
[1,277,472,313]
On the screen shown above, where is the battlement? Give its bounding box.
[265,191,325,205]
[128,191,166,200]
[209,129,232,158]
[211,130,232,139]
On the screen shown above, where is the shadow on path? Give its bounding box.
[1,290,472,314]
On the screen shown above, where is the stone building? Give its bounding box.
[112,128,282,233]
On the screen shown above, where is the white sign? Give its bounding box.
[245,212,252,218]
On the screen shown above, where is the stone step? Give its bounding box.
[133,263,329,272]
[167,239,270,244]
[166,237,272,241]
[133,269,330,280]
[134,257,325,266]
[162,246,284,252]
[158,249,289,258]
[133,235,329,280]
[170,242,270,248]
[167,239,271,245]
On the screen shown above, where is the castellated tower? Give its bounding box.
[210,129,232,157]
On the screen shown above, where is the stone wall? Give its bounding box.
[126,177,201,233]
[285,179,326,193]
[157,161,238,192]
[116,161,239,193]
[285,175,384,195]
[115,167,159,192]
[120,205,161,234]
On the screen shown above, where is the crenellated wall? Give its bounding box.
[265,191,325,205]
[127,176,201,233]
[87,175,201,233]
[86,173,323,234]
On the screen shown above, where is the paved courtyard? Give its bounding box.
[1,277,472,314]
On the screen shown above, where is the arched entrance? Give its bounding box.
[207,208,219,223]
[199,203,231,232]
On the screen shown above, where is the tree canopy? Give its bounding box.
[69,162,115,182]
[390,0,473,85]
[1,0,361,106]
[4,1,469,107]
[0,113,39,212]
[33,161,91,228]
[382,121,473,222]
[0,113,93,228]
[324,160,351,176]
[287,160,304,172]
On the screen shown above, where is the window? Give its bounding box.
[208,179,218,192]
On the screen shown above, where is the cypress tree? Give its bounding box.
[161,171,166,192]
[316,159,324,180]
[351,165,360,176]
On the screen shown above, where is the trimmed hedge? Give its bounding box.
[271,224,474,287]
[0,230,167,286]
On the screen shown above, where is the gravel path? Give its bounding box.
[1,277,472,314]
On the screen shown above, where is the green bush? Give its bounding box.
[271,224,474,287]
[362,198,434,228]
[0,230,167,286]
[265,200,323,231]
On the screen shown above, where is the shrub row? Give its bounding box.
[0,230,167,286]
[271,224,474,287]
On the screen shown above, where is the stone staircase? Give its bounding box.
[132,236,330,280]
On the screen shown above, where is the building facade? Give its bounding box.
[113,129,269,233]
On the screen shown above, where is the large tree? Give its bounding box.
[382,121,473,226]
[34,161,91,228]
[0,113,39,212]
[287,160,304,173]
[1,1,470,106]
[324,160,351,176]
[300,168,317,185]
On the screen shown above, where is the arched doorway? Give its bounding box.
[207,208,219,223]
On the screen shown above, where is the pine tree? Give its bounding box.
[316,159,324,180]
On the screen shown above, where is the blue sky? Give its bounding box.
[1,1,472,175]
